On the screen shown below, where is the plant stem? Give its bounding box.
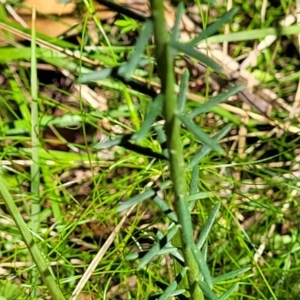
[150,1,203,299]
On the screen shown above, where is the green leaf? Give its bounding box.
[219,283,239,300]
[133,94,164,141]
[177,69,189,114]
[158,268,187,300]
[117,181,172,212]
[188,85,244,118]
[170,41,222,71]
[93,137,123,150]
[187,123,232,169]
[187,192,213,201]
[212,267,251,284]
[188,166,199,211]
[118,20,153,80]
[197,203,221,250]
[153,195,178,222]
[138,225,179,269]
[78,68,113,83]
[197,281,219,300]
[192,247,213,288]
[117,189,155,212]
[179,115,223,153]
[188,8,239,45]
[171,1,185,44]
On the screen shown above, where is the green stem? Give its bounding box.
[150,1,203,299]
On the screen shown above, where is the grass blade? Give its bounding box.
[201,25,300,44]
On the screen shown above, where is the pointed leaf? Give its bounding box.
[219,283,239,300]
[187,123,232,169]
[170,41,222,71]
[158,268,187,300]
[117,189,155,212]
[171,1,185,45]
[133,94,164,141]
[192,247,213,288]
[197,281,219,300]
[212,267,251,284]
[153,195,178,222]
[197,203,221,249]
[177,69,189,114]
[93,137,123,149]
[188,8,239,45]
[138,225,179,269]
[179,115,222,153]
[187,192,213,202]
[117,181,172,212]
[78,68,112,83]
[118,20,153,80]
[188,85,244,118]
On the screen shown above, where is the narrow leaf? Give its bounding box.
[138,225,179,269]
[219,283,239,300]
[197,281,219,300]
[171,1,185,44]
[187,123,232,169]
[188,166,199,211]
[118,19,153,80]
[158,268,187,300]
[188,8,239,45]
[193,248,213,288]
[179,115,223,153]
[212,267,251,284]
[153,195,178,222]
[117,181,172,212]
[133,94,164,141]
[188,85,244,118]
[117,189,155,212]
[93,137,123,149]
[197,203,221,250]
[78,68,112,83]
[170,41,222,71]
[177,69,189,114]
[187,192,213,202]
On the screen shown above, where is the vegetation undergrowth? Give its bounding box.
[0,0,300,299]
